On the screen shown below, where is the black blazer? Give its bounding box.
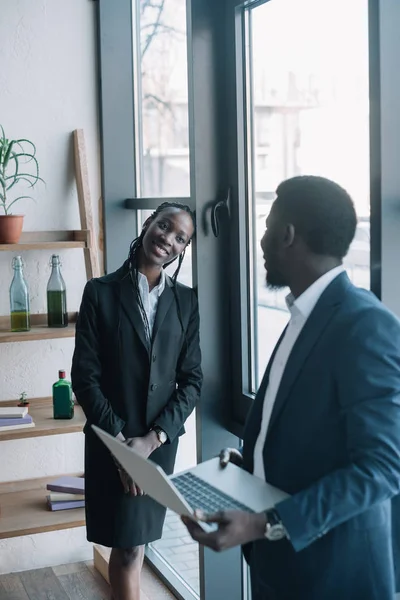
[71,263,202,443]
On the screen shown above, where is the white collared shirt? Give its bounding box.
[137,269,166,338]
[252,265,345,480]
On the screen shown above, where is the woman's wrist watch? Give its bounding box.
[152,426,168,445]
[263,509,288,541]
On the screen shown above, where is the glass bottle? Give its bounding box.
[47,254,68,328]
[53,370,74,419]
[9,256,30,332]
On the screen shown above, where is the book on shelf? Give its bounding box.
[46,496,85,512]
[46,476,85,495]
[49,491,85,502]
[0,415,33,427]
[0,406,29,419]
[0,421,35,432]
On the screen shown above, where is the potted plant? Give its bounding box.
[17,391,29,407]
[0,125,44,244]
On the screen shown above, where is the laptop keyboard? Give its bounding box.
[172,472,254,514]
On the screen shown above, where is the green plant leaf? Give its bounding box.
[11,154,41,181]
[11,152,36,166]
[0,126,44,209]
[7,152,19,180]
[15,139,36,156]
[6,195,35,212]
[6,176,38,190]
[6,172,43,183]
[3,141,14,169]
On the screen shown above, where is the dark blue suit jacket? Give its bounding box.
[243,273,400,600]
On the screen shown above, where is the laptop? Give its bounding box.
[92,425,289,530]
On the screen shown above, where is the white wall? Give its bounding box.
[0,0,101,573]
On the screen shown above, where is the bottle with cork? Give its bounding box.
[9,255,30,332]
[47,254,68,328]
[52,370,74,420]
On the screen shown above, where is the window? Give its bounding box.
[134,0,190,198]
[241,0,370,391]
[133,1,198,594]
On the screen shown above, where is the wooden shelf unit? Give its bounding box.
[0,397,85,442]
[0,230,91,252]
[0,313,77,344]
[0,130,100,542]
[0,475,85,540]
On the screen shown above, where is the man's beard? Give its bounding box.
[265,269,287,290]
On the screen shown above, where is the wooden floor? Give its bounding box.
[0,560,177,600]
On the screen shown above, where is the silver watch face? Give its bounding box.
[265,523,286,541]
[157,429,168,444]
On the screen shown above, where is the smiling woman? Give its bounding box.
[71,201,202,600]
[140,205,194,268]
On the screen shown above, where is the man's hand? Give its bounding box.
[116,431,161,496]
[182,510,267,552]
[219,447,243,468]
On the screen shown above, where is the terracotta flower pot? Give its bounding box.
[0,215,24,244]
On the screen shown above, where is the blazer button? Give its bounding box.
[152,354,156,362]
[151,383,158,391]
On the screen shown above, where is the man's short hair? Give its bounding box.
[275,175,358,259]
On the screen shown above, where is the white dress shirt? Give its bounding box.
[252,265,345,480]
[137,269,166,338]
[116,269,166,441]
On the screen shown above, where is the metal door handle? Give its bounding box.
[211,187,231,237]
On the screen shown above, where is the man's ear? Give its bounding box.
[283,224,295,248]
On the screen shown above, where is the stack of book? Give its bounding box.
[0,406,35,432]
[46,476,85,511]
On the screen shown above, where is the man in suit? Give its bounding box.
[183,176,400,599]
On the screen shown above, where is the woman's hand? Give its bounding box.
[117,466,140,496]
[219,448,244,468]
[125,431,161,459]
[116,431,162,496]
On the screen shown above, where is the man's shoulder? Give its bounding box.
[339,283,400,335]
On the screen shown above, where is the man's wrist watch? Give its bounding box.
[263,509,288,541]
[152,426,168,445]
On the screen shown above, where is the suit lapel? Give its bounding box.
[267,272,351,435]
[118,270,150,355]
[152,278,174,343]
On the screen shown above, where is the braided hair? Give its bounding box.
[127,202,195,344]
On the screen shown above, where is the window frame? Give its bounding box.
[97,0,244,597]
[229,0,391,428]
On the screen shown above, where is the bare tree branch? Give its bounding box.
[141,0,166,58]
[143,92,173,112]
[141,23,183,38]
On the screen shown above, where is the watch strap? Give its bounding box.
[264,509,289,541]
[265,509,281,526]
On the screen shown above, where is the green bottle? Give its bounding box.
[47,255,68,328]
[9,256,31,332]
[53,370,74,420]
